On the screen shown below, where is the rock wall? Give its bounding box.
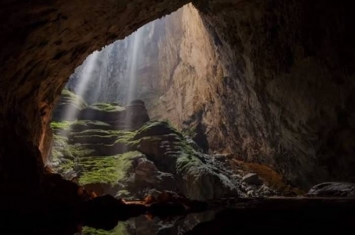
[193,0,355,188]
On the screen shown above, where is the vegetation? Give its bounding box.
[91,102,125,112]
[50,110,205,196]
[78,151,142,186]
[134,120,181,140]
[70,120,112,131]
[176,152,201,174]
[61,88,87,109]
[82,222,129,235]
[50,121,73,131]
[181,125,197,138]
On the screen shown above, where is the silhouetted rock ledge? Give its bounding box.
[306,182,355,197]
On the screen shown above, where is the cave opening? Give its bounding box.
[47,5,245,233]
[2,0,355,234]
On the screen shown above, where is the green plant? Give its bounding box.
[91,102,125,112]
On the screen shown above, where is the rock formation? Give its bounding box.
[49,89,244,201]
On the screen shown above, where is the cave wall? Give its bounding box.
[93,0,355,189]
[192,0,355,188]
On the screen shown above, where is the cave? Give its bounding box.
[1,0,355,234]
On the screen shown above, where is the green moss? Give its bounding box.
[61,88,87,109]
[91,102,125,112]
[70,120,112,132]
[114,130,139,148]
[78,129,121,136]
[69,144,95,158]
[182,125,197,138]
[51,121,73,131]
[78,151,142,186]
[134,120,182,140]
[176,152,202,174]
[53,134,69,147]
[82,222,129,235]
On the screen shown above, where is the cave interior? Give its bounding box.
[1,0,355,234]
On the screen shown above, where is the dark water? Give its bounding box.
[3,198,355,235]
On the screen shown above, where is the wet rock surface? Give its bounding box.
[306,182,355,197]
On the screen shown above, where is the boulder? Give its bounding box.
[306,182,355,197]
[242,173,263,186]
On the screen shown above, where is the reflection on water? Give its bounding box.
[80,210,217,235]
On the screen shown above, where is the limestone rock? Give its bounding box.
[242,173,263,186]
[77,101,150,130]
[306,182,355,197]
[135,121,238,200]
[52,89,87,122]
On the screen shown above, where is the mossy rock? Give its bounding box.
[52,88,87,121]
[77,104,125,123]
[79,151,144,186]
[82,222,129,235]
[70,120,112,132]
[133,121,182,140]
[69,129,136,145]
[91,103,125,112]
[75,142,132,156]
[69,133,119,145]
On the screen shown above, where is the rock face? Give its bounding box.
[306,182,355,197]
[192,0,355,189]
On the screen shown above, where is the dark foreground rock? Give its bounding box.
[306,182,355,197]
